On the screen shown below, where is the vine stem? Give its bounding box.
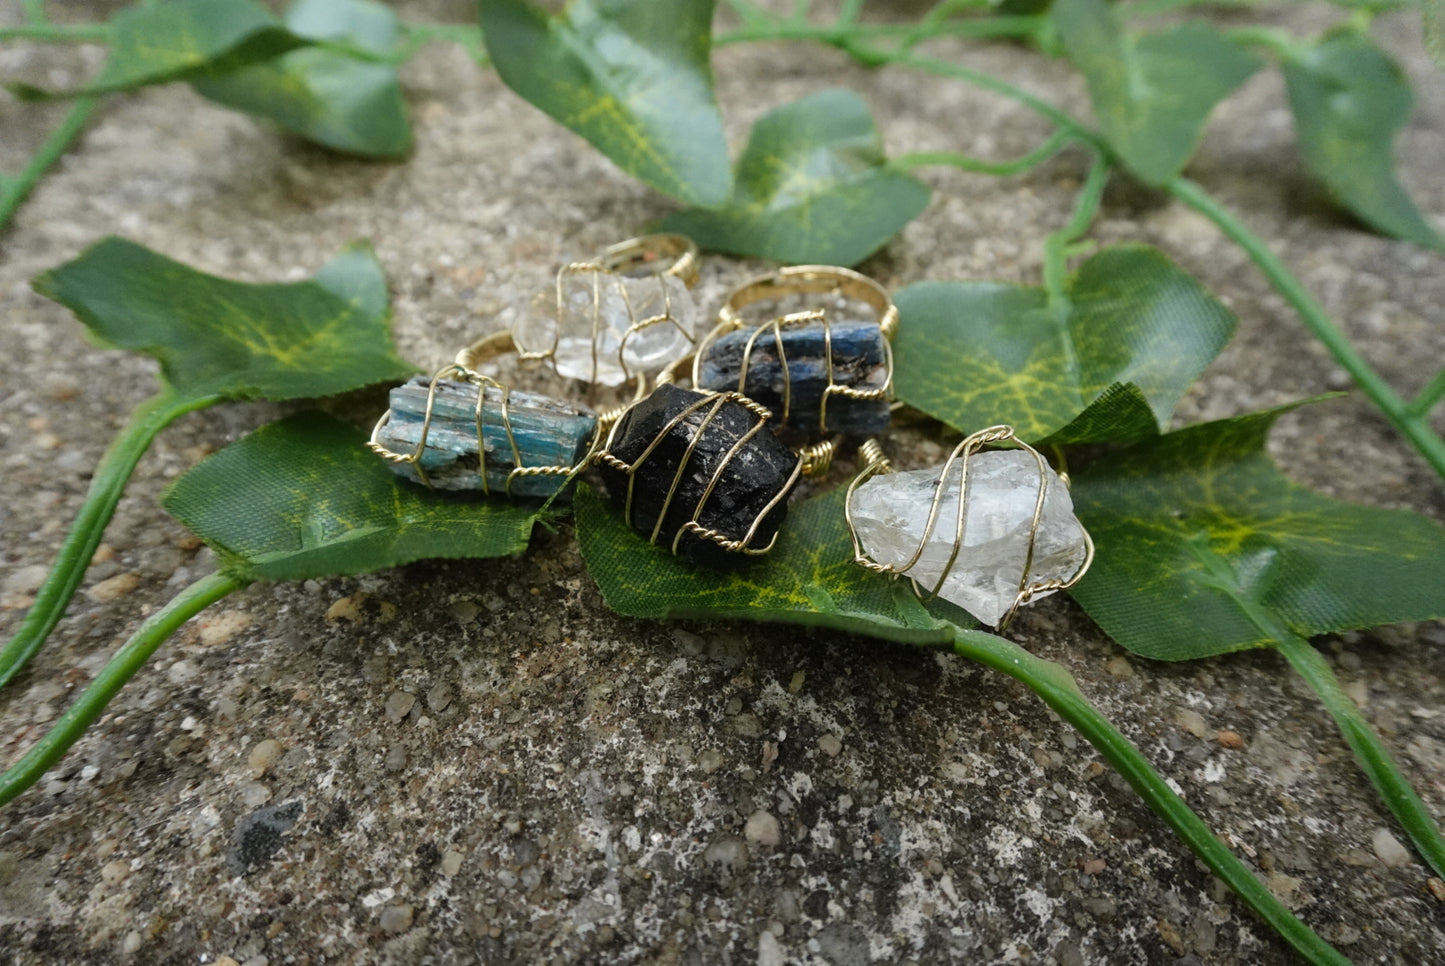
[818,33,1445,483]
[0,571,245,807]
[1043,147,1109,315]
[0,95,99,232]
[1275,633,1445,879]
[892,128,1072,178]
[713,17,1046,52]
[0,389,221,689]
[0,23,110,41]
[951,628,1352,966]
[1168,178,1445,480]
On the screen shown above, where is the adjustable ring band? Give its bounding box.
[598,233,701,287]
[719,265,898,340]
[454,329,516,371]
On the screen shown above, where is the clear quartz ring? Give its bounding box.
[511,234,702,389]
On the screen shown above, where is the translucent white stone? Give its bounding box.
[850,450,1088,627]
[513,270,697,386]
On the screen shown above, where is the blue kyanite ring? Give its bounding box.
[695,265,897,436]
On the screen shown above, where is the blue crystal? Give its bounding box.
[696,318,891,434]
[377,376,597,497]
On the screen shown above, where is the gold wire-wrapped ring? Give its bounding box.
[598,233,701,287]
[718,265,899,340]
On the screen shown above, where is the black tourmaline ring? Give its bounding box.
[594,383,803,566]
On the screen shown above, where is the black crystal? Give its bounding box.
[597,384,799,566]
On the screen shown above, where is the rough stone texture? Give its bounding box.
[1,1,1444,964]
[696,318,892,435]
[597,384,799,566]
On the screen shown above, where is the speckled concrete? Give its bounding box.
[1,2,1443,964]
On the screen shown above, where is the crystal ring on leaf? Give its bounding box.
[368,331,600,499]
[593,383,804,567]
[845,427,1095,629]
[695,264,897,444]
[511,233,702,390]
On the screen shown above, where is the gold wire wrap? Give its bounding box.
[368,346,601,498]
[697,266,898,437]
[844,426,1096,630]
[717,265,900,340]
[598,233,701,286]
[856,438,893,475]
[510,236,701,396]
[597,390,804,557]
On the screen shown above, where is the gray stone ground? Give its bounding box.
[2,2,1444,964]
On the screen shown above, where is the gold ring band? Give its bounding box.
[719,265,898,339]
[597,233,701,287]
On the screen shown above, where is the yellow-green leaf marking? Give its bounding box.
[664,88,930,266]
[162,414,543,582]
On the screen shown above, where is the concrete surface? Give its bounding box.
[2,2,1444,963]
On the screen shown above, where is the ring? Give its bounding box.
[694,265,898,437]
[717,265,898,339]
[511,234,703,390]
[369,332,600,499]
[594,383,803,565]
[845,428,1095,629]
[597,233,700,286]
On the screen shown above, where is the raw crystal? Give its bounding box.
[696,318,891,435]
[849,450,1088,626]
[596,384,799,566]
[377,376,596,497]
[513,270,697,386]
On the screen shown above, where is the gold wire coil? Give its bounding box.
[856,437,893,475]
[843,426,1096,630]
[598,389,803,557]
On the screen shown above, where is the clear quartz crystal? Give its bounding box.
[850,450,1088,627]
[513,270,696,386]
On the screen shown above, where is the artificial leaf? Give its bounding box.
[32,236,413,404]
[162,414,542,582]
[91,0,305,93]
[479,0,731,206]
[1282,33,1444,250]
[1054,0,1261,185]
[193,0,411,158]
[576,484,959,645]
[892,244,1235,441]
[1428,0,1445,73]
[663,88,931,266]
[1037,383,1160,446]
[1069,402,1445,660]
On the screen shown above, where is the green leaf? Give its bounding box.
[576,484,958,645]
[1036,383,1160,446]
[1282,33,1444,250]
[193,0,412,158]
[1428,0,1445,72]
[32,236,413,404]
[478,0,731,206]
[162,414,542,582]
[92,0,306,93]
[1053,0,1261,185]
[662,88,931,266]
[1069,402,1445,660]
[893,244,1235,441]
